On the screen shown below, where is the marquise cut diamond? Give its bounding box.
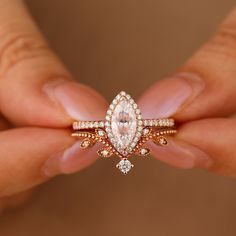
[105,91,143,156]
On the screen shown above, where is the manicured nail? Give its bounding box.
[43,141,99,177]
[139,74,208,169]
[43,80,108,120]
[139,73,205,118]
[149,138,212,169]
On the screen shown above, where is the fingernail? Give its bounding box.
[43,80,108,120]
[43,141,99,177]
[139,73,205,118]
[149,138,212,169]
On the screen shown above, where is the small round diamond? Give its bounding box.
[134,137,139,142]
[129,99,134,104]
[110,138,115,143]
[105,127,111,133]
[135,109,141,114]
[158,137,168,146]
[105,121,110,127]
[99,122,104,127]
[107,110,112,115]
[138,126,143,132]
[116,94,121,100]
[106,115,111,121]
[138,120,143,126]
[116,159,134,174]
[113,99,118,105]
[96,129,106,137]
[127,147,133,152]
[80,138,92,149]
[131,142,136,148]
[98,148,112,158]
[142,127,150,136]
[139,147,150,156]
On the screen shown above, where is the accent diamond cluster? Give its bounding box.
[72,91,177,175]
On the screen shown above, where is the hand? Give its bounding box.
[139,9,236,178]
[0,0,107,210]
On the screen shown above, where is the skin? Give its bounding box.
[0,0,236,210]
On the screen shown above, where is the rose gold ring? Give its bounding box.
[72,91,177,174]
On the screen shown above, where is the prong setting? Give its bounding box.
[105,91,143,157]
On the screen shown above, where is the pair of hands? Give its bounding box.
[0,0,236,210]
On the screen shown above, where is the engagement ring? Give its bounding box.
[72,91,177,174]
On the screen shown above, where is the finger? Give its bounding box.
[180,118,236,178]
[139,8,236,121]
[0,115,11,130]
[150,118,236,178]
[0,0,108,127]
[0,127,98,197]
[0,189,34,213]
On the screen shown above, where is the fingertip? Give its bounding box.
[148,138,212,170]
[138,75,205,120]
[43,141,99,176]
[45,81,108,121]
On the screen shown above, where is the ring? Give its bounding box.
[72,91,177,174]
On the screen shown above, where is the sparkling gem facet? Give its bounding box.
[96,129,106,137]
[80,138,92,149]
[142,127,150,136]
[158,136,168,146]
[116,159,134,174]
[139,147,150,156]
[98,148,112,158]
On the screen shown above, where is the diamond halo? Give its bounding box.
[105,91,143,158]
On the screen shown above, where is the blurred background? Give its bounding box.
[0,0,236,235]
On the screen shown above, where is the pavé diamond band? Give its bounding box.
[73,118,175,130]
[71,91,177,174]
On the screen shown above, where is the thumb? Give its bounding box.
[0,0,108,127]
[139,8,236,122]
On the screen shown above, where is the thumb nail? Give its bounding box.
[44,80,108,120]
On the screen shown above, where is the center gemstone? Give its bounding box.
[111,98,137,151]
[105,91,143,156]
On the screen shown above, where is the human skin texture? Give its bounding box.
[0,0,236,210]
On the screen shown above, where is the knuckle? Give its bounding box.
[0,31,49,76]
[204,26,236,59]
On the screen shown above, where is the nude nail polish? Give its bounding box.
[43,80,108,120]
[43,141,99,176]
[149,139,212,169]
[139,73,205,118]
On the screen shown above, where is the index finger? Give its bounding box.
[139,8,236,121]
[0,0,108,127]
